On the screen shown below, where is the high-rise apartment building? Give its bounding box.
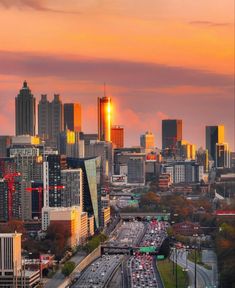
[15,81,36,136]
[38,94,51,140]
[140,131,155,153]
[61,169,83,207]
[98,96,112,142]
[162,119,182,154]
[206,125,224,161]
[111,126,124,148]
[47,154,66,207]
[64,103,82,132]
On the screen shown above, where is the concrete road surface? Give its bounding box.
[173,250,217,288]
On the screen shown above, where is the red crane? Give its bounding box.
[2,172,21,220]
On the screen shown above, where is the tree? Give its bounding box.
[62,261,76,277]
[46,223,71,259]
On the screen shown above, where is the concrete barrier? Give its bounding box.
[58,246,101,288]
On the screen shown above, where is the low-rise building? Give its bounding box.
[159,173,172,191]
[172,221,202,236]
[101,207,111,227]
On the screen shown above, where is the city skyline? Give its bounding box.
[0,0,234,149]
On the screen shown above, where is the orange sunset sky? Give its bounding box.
[0,0,234,148]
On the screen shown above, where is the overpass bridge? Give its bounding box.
[101,245,160,255]
[119,212,170,221]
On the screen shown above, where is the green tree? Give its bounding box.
[62,261,76,277]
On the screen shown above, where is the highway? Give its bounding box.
[128,220,168,288]
[172,249,217,288]
[71,254,123,288]
[71,220,167,288]
[107,220,145,247]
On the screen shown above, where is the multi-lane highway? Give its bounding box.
[71,219,168,288]
[127,220,168,288]
[107,220,145,247]
[72,254,123,288]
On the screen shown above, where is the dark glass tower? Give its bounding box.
[64,103,82,132]
[15,81,36,136]
[206,125,224,161]
[162,119,182,151]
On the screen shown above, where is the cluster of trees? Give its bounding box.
[215,221,235,287]
[0,220,26,235]
[83,233,108,253]
[62,261,76,277]
[23,223,71,260]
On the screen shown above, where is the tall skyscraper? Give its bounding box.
[98,95,112,142]
[215,143,230,168]
[111,126,124,148]
[15,81,36,136]
[206,125,224,161]
[162,119,182,153]
[64,103,82,132]
[38,94,51,140]
[140,131,155,153]
[51,94,64,146]
[67,157,102,229]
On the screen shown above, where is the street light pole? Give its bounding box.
[175,248,178,288]
[194,246,197,288]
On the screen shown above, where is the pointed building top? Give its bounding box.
[23,80,28,88]
[104,82,106,98]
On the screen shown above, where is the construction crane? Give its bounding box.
[2,172,21,220]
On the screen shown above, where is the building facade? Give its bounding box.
[61,169,83,207]
[15,81,36,136]
[140,131,155,154]
[51,94,64,147]
[38,94,51,140]
[67,157,102,229]
[206,125,224,162]
[98,96,112,142]
[215,143,230,168]
[111,126,124,148]
[162,119,182,155]
[64,103,82,132]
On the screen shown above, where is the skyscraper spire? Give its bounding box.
[104,82,106,97]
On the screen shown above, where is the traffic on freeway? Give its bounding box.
[107,221,145,247]
[128,220,168,288]
[71,254,123,288]
[129,253,159,288]
[140,220,168,248]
